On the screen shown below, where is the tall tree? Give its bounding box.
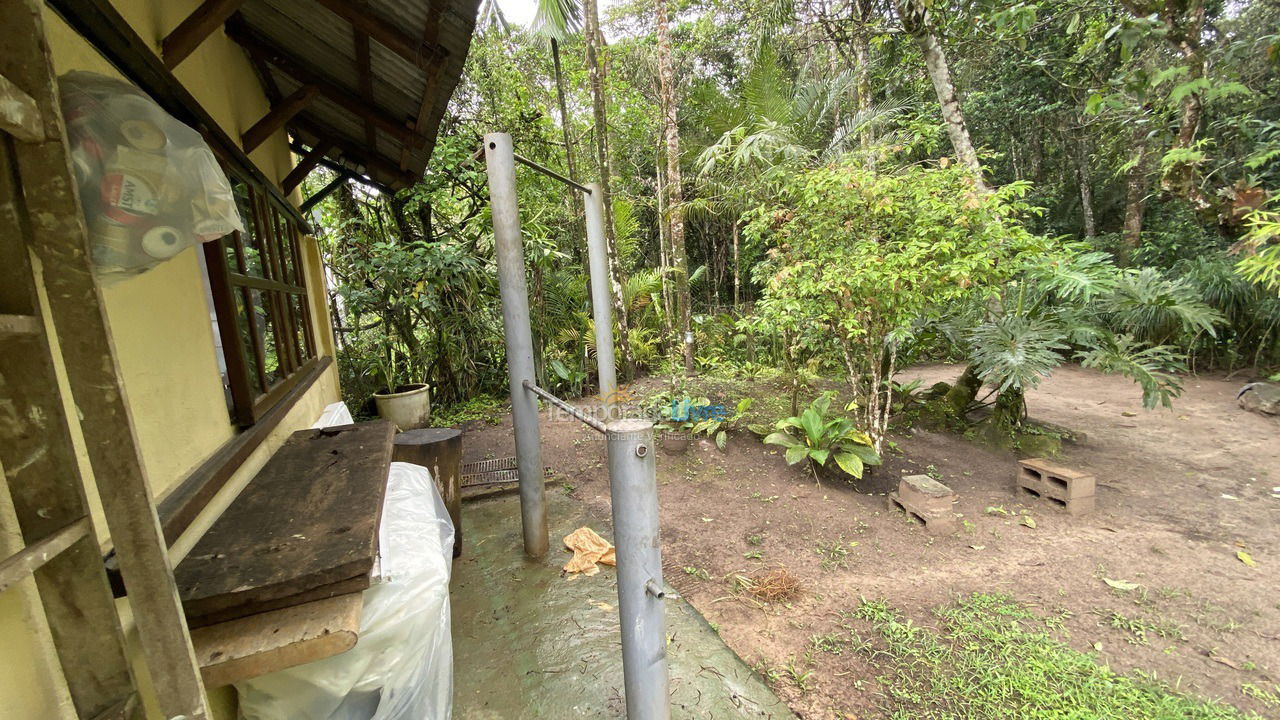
[1121,0,1208,207]
[582,0,637,381]
[533,0,583,205]
[655,0,694,372]
[894,0,988,191]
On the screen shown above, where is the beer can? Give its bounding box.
[101,147,168,222]
[141,225,186,259]
[89,217,138,270]
[119,119,167,151]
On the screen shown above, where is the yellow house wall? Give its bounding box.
[1,2,342,719]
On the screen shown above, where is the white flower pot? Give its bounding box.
[374,383,431,431]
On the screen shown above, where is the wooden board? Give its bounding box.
[175,421,393,626]
[191,592,363,688]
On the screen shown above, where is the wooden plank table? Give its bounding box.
[174,421,394,627]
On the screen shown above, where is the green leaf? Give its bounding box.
[1022,516,1037,529]
[1085,93,1104,115]
[763,431,801,448]
[785,444,811,465]
[833,452,865,478]
[810,448,830,466]
[1237,550,1258,568]
[845,443,883,466]
[799,408,824,443]
[715,430,727,450]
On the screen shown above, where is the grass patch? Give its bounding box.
[849,593,1260,719]
[430,394,506,427]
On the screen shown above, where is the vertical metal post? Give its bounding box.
[584,182,619,418]
[484,132,548,558]
[606,419,669,719]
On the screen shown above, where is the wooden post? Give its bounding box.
[162,0,248,69]
[241,84,317,153]
[5,1,211,716]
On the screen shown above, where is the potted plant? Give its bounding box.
[372,346,431,431]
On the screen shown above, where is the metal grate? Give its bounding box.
[461,457,552,488]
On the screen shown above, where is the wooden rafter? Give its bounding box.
[352,0,376,153]
[227,20,419,146]
[399,0,447,171]
[310,0,448,71]
[242,84,317,153]
[162,0,248,69]
[282,140,334,194]
[301,173,352,213]
[291,115,416,187]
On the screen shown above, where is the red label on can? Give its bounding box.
[101,172,159,223]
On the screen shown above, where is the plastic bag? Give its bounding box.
[235,453,455,719]
[58,71,244,279]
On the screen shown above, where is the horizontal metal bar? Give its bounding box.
[512,153,592,195]
[523,380,606,433]
[0,517,91,593]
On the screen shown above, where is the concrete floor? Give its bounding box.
[451,490,796,719]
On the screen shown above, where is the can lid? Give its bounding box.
[119,119,166,151]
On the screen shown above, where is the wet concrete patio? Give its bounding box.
[451,489,796,719]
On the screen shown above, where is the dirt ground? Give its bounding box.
[459,364,1279,719]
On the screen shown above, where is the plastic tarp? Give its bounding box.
[236,405,454,719]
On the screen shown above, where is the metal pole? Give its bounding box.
[606,419,669,720]
[484,132,548,559]
[513,152,594,195]
[584,182,619,419]
[523,380,606,433]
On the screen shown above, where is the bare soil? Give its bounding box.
[459,364,1279,719]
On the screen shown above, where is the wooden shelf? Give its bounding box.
[190,592,363,688]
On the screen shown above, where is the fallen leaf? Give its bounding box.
[1209,654,1242,670]
[986,506,1009,516]
[1092,641,1104,651]
[1237,550,1258,567]
[1121,411,1137,417]
[1221,494,1239,501]
[701,517,714,522]
[970,545,986,551]
[1022,516,1037,529]
[1104,577,1140,591]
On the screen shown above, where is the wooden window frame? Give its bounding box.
[203,180,317,426]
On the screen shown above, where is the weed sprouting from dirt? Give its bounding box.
[735,567,802,603]
[847,593,1261,719]
[813,536,855,570]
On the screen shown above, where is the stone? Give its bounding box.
[1238,382,1280,416]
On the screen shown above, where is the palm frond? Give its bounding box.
[1078,335,1185,409]
[967,316,1069,394]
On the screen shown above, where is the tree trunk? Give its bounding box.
[1163,0,1208,207]
[1074,137,1096,238]
[1120,120,1154,265]
[655,0,694,373]
[732,220,740,309]
[583,0,636,380]
[896,0,988,191]
[550,38,583,221]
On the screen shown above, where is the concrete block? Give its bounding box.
[1017,458,1096,515]
[898,474,955,516]
[890,476,957,535]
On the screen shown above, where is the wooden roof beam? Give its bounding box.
[242,84,318,153]
[310,0,448,71]
[282,140,334,194]
[399,0,447,171]
[226,21,419,146]
[288,118,416,188]
[163,0,248,69]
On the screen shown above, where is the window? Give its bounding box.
[203,179,317,426]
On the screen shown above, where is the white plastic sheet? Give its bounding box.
[237,406,454,719]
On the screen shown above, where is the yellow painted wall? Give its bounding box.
[0,2,342,719]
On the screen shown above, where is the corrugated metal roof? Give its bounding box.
[233,0,479,191]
